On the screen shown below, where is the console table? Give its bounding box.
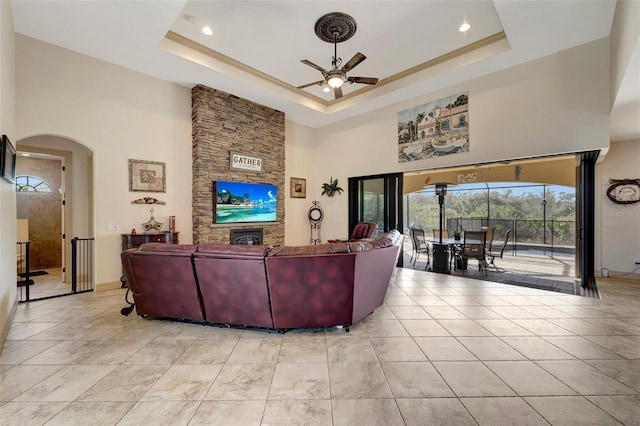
[121,232,179,251]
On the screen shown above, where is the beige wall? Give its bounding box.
[0,0,17,347]
[598,139,640,275]
[610,0,640,108]
[284,120,318,246]
[16,35,193,289]
[310,39,610,240]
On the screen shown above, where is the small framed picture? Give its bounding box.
[129,159,166,192]
[1,134,17,184]
[290,177,306,198]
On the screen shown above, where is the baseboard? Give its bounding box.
[0,293,19,355]
[609,270,640,281]
[598,270,640,281]
[95,281,122,292]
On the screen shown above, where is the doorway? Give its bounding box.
[16,153,67,299]
[15,136,94,302]
[348,173,404,266]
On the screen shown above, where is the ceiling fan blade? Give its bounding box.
[341,52,366,73]
[297,80,325,89]
[301,59,328,74]
[334,87,343,99]
[348,76,379,85]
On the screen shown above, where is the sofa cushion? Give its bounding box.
[268,242,350,257]
[136,243,197,254]
[195,243,270,258]
[345,241,374,252]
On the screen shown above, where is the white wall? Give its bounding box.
[284,120,319,246]
[599,139,640,275]
[16,35,193,289]
[313,39,610,239]
[0,0,17,343]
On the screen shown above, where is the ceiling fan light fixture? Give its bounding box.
[327,75,345,88]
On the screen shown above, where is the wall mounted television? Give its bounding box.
[213,180,277,224]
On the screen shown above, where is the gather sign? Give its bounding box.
[230,152,264,173]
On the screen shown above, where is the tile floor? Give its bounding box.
[403,240,578,294]
[1,270,639,425]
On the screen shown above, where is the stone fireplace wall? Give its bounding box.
[192,85,285,245]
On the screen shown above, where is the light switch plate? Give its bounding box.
[105,223,119,231]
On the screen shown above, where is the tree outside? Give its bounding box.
[406,183,576,247]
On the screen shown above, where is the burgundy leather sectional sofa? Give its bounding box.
[120,229,402,331]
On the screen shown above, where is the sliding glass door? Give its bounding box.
[348,173,404,266]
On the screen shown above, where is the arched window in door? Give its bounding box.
[16,175,52,193]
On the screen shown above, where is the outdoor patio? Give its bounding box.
[402,238,577,294]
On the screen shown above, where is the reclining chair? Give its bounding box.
[330,222,379,243]
[350,222,379,241]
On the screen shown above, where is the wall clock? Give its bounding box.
[308,201,324,244]
[606,178,640,205]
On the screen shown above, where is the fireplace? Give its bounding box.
[230,228,263,245]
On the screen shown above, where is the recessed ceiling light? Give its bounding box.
[459,22,471,32]
[201,26,213,36]
[322,84,331,93]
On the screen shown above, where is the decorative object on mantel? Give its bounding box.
[321,177,343,197]
[141,207,163,232]
[229,152,264,173]
[131,196,166,205]
[606,178,640,205]
[129,159,166,193]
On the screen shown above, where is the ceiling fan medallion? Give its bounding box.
[298,12,379,99]
[314,12,357,43]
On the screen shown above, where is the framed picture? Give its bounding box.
[129,159,166,192]
[1,134,17,184]
[290,177,306,198]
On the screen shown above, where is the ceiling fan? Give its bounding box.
[297,12,379,99]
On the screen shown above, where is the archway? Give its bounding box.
[15,135,93,301]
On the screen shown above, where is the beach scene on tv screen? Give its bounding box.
[215,181,277,223]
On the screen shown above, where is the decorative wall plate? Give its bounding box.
[606,178,640,205]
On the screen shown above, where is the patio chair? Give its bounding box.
[408,226,417,263]
[481,226,496,252]
[461,230,488,275]
[410,227,430,268]
[487,229,511,272]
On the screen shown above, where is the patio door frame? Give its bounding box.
[348,172,404,266]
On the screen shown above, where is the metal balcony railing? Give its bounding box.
[445,217,576,258]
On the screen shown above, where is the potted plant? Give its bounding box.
[453,229,462,240]
[321,177,344,197]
